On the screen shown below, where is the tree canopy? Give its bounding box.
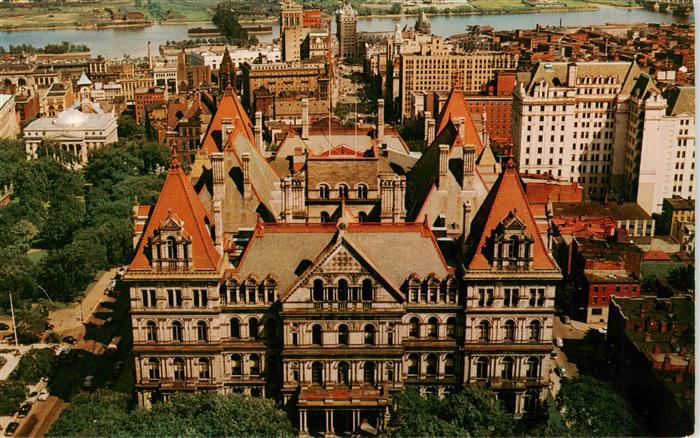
[556,376,639,437]
[48,391,296,437]
[390,386,514,437]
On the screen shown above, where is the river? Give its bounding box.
[0,5,690,58]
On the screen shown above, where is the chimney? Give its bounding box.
[379,174,393,223]
[282,176,293,222]
[254,111,263,154]
[454,117,465,140]
[242,152,251,200]
[377,98,385,143]
[567,62,577,87]
[438,144,449,189]
[423,111,432,142]
[392,175,406,223]
[462,144,475,191]
[301,98,309,140]
[462,201,472,243]
[211,152,225,251]
[427,117,436,146]
[221,118,233,147]
[147,41,152,69]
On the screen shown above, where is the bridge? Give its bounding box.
[639,0,693,16]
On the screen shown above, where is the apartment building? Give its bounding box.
[399,37,518,119]
[336,1,357,59]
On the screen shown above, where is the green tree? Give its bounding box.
[667,264,694,291]
[48,390,131,437]
[15,301,51,344]
[0,380,27,416]
[556,376,638,437]
[117,113,146,139]
[9,348,55,384]
[391,386,513,437]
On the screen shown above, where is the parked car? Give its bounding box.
[4,422,19,436]
[62,336,77,345]
[38,390,50,401]
[554,337,564,348]
[27,391,38,403]
[17,403,32,418]
[103,317,113,325]
[0,322,9,330]
[57,347,71,358]
[83,375,95,389]
[2,334,14,344]
[550,350,558,358]
[598,326,608,335]
[556,366,567,377]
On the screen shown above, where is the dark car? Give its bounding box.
[17,403,32,418]
[62,336,77,345]
[5,422,19,436]
[0,322,9,330]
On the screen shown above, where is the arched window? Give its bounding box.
[476,357,489,379]
[312,324,323,346]
[364,361,376,384]
[248,317,259,339]
[319,184,330,199]
[478,320,490,342]
[426,317,438,338]
[146,321,158,342]
[265,278,276,302]
[357,184,368,199]
[338,184,349,199]
[528,320,541,342]
[249,354,260,376]
[338,324,349,346]
[231,354,242,376]
[171,321,183,342]
[173,357,185,380]
[445,353,455,376]
[407,354,419,376]
[426,354,438,376]
[338,279,348,301]
[503,320,516,342]
[166,236,177,259]
[196,321,208,342]
[313,279,324,301]
[526,357,541,379]
[508,236,519,259]
[524,390,540,412]
[501,357,514,379]
[198,358,211,379]
[320,211,330,222]
[338,361,350,386]
[361,279,373,301]
[428,278,439,302]
[147,358,160,379]
[246,279,256,303]
[312,361,323,385]
[409,317,420,338]
[446,317,456,338]
[364,324,376,346]
[230,318,240,338]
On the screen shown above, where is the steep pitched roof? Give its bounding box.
[130,155,220,271]
[200,87,254,154]
[434,85,483,152]
[465,159,557,271]
[664,86,695,116]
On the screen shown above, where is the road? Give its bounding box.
[549,317,585,395]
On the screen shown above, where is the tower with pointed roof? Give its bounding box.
[218,46,236,93]
[461,157,561,416]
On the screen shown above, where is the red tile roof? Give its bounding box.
[200,86,254,154]
[643,250,672,261]
[525,181,583,204]
[129,155,220,271]
[435,85,483,154]
[314,144,365,158]
[465,158,557,271]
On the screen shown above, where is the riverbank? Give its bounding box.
[0,21,152,32]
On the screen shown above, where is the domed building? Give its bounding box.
[23,106,118,166]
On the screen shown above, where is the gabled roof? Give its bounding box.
[200,86,254,154]
[664,86,694,116]
[130,155,220,271]
[434,85,483,153]
[77,71,92,86]
[314,143,366,158]
[464,159,557,271]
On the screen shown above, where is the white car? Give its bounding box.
[38,390,49,401]
[554,337,564,347]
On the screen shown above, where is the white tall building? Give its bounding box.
[512,62,695,214]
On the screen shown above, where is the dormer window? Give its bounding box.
[489,210,534,271]
[150,212,193,270]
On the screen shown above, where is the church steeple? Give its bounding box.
[219,46,236,92]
